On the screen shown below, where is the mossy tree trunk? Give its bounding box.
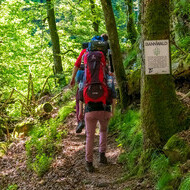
[125,0,137,44]
[46,0,64,76]
[89,0,100,33]
[100,0,129,110]
[141,0,186,149]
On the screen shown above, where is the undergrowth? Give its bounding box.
[25,100,75,177]
[150,153,182,189]
[109,109,142,175]
[109,108,189,189]
[179,175,190,190]
[6,184,18,190]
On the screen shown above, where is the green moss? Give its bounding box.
[0,142,8,157]
[56,100,75,123]
[141,73,186,148]
[164,135,188,150]
[126,69,141,95]
[141,0,189,149]
[144,0,169,39]
[163,134,190,164]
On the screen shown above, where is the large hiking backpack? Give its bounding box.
[83,51,108,105]
[88,36,108,55]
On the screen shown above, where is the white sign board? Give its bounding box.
[144,40,170,75]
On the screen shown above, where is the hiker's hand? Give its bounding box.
[70,78,75,88]
[109,72,114,76]
[78,113,84,121]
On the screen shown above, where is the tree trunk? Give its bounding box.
[89,0,100,33]
[46,0,63,74]
[125,0,137,44]
[100,0,129,110]
[141,0,187,149]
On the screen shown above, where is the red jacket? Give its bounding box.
[74,49,87,68]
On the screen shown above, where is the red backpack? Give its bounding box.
[83,51,108,105]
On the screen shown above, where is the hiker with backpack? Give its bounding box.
[70,42,88,88]
[70,42,88,133]
[78,36,116,173]
[101,33,114,74]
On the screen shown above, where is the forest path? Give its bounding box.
[0,111,153,190]
[61,113,154,190]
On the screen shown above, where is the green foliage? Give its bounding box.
[150,153,170,178]
[60,87,77,104]
[109,109,142,174]
[56,100,75,123]
[172,0,190,38]
[1,0,122,120]
[123,47,137,69]
[179,175,190,190]
[0,0,140,120]
[123,38,141,77]
[116,110,141,148]
[32,153,53,177]
[110,109,184,189]
[6,184,18,190]
[150,153,182,189]
[25,120,61,176]
[171,0,190,65]
[25,100,74,176]
[111,0,128,42]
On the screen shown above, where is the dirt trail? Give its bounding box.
[0,112,153,190]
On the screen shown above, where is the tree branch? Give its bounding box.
[171,40,188,55]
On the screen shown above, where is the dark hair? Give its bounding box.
[82,42,89,49]
[101,33,108,41]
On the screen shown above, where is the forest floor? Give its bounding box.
[0,111,154,190]
[0,84,189,190]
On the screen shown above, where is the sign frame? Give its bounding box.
[144,40,170,75]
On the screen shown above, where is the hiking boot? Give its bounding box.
[76,120,85,133]
[99,152,108,164]
[86,161,95,173]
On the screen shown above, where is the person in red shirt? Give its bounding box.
[70,48,87,87]
[70,43,88,133]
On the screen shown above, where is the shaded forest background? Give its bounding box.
[0,0,189,118]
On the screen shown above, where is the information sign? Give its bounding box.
[144,40,170,75]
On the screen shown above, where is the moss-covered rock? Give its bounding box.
[163,134,190,164]
[0,142,7,157]
[126,69,141,96]
[160,186,174,190]
[15,118,36,136]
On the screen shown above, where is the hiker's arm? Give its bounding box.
[75,49,86,67]
[70,49,86,87]
[111,99,116,117]
[78,101,84,120]
[70,66,78,87]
